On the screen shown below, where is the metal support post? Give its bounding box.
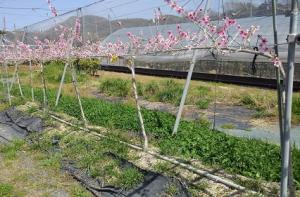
[55,62,68,106]
[172,50,198,135]
[280,0,298,196]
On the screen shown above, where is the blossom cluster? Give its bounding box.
[46,0,58,17]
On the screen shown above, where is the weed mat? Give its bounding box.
[62,152,190,197]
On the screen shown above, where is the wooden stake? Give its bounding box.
[128,58,148,150]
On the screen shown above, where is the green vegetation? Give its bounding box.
[0,183,14,197]
[99,78,131,97]
[0,140,25,160]
[9,85,300,188]
[116,167,144,189]
[77,58,100,76]
[155,80,183,105]
[38,60,88,84]
[293,96,300,122]
[165,183,179,196]
[29,131,144,190]
[196,99,211,109]
[98,79,183,105]
[220,123,236,129]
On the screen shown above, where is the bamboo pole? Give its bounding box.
[128,58,148,150]
[71,63,87,127]
[40,62,48,113]
[29,60,34,102]
[55,62,68,106]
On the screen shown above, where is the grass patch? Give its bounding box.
[165,183,179,196]
[220,123,236,129]
[116,167,144,189]
[196,99,211,109]
[99,78,131,97]
[155,79,183,105]
[30,130,145,190]
[0,183,14,197]
[37,60,88,84]
[0,140,25,160]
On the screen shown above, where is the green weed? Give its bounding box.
[116,167,144,189]
[196,99,211,109]
[221,123,236,130]
[156,80,183,105]
[240,94,256,107]
[165,183,179,196]
[0,183,14,197]
[143,81,160,96]
[0,140,25,160]
[99,78,130,97]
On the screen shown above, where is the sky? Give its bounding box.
[0,0,286,30]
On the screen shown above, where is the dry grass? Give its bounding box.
[0,143,91,196]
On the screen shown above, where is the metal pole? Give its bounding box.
[172,50,198,135]
[272,0,285,163]
[41,62,48,113]
[108,14,112,35]
[280,0,298,196]
[129,58,148,150]
[250,0,253,17]
[55,62,68,106]
[71,63,88,127]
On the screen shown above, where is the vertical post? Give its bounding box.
[250,0,253,17]
[129,58,148,150]
[280,0,298,196]
[55,62,68,106]
[71,63,87,127]
[272,0,285,149]
[172,50,198,135]
[40,62,48,113]
[0,63,5,88]
[16,69,23,98]
[108,14,112,35]
[9,62,18,91]
[29,60,34,102]
[4,62,11,106]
